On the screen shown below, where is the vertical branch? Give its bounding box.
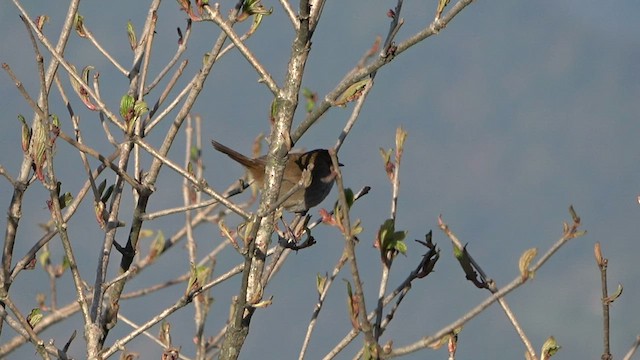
[330,150,376,350]
[103,1,236,336]
[184,115,206,360]
[595,242,612,360]
[390,128,405,220]
[2,0,81,335]
[374,128,406,341]
[133,7,160,203]
[89,140,133,341]
[220,1,316,357]
[298,254,348,360]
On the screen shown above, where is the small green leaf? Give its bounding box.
[74,14,86,38]
[120,95,135,121]
[316,273,327,295]
[27,308,43,329]
[126,20,137,50]
[568,205,579,223]
[17,114,31,153]
[343,188,355,209]
[38,248,51,268]
[270,98,279,123]
[190,146,200,162]
[51,114,60,129]
[159,320,172,347]
[139,229,155,238]
[435,0,450,20]
[394,240,407,255]
[58,192,74,209]
[378,219,407,255]
[94,201,106,229]
[97,179,107,197]
[395,127,407,154]
[35,15,49,31]
[61,256,71,271]
[134,100,148,117]
[604,283,623,304]
[149,230,165,261]
[101,184,114,204]
[343,279,359,330]
[519,248,537,280]
[302,88,317,113]
[239,0,273,35]
[30,119,48,181]
[186,263,211,295]
[334,78,369,107]
[541,336,560,359]
[351,219,363,236]
[69,64,98,110]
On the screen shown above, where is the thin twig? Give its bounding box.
[334,78,373,152]
[145,74,192,133]
[77,22,128,76]
[292,0,475,143]
[439,216,536,357]
[145,20,193,93]
[386,212,584,358]
[298,254,348,360]
[205,5,279,95]
[331,149,376,349]
[596,242,612,360]
[133,136,250,219]
[11,1,126,132]
[622,335,640,360]
[147,59,188,128]
[278,0,299,29]
[118,315,193,360]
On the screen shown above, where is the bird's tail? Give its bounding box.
[211,140,257,169]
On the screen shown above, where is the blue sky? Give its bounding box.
[1,1,640,359]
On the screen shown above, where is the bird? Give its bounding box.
[211,140,338,213]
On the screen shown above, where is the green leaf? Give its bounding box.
[190,146,200,162]
[302,88,317,113]
[18,114,31,153]
[604,283,623,304]
[378,219,407,255]
[101,184,114,204]
[61,256,71,271]
[69,64,98,110]
[27,308,43,329]
[149,230,165,260]
[58,192,74,210]
[541,336,560,359]
[316,273,327,295]
[186,263,211,295]
[51,114,60,129]
[435,0,450,20]
[343,279,359,330]
[334,78,369,107]
[351,219,363,236]
[97,179,107,197]
[394,240,407,255]
[30,119,48,181]
[74,14,86,38]
[120,95,135,121]
[35,15,49,31]
[126,20,137,50]
[38,248,51,268]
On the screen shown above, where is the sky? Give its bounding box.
[1,1,640,359]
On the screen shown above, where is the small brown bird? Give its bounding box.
[211,140,338,213]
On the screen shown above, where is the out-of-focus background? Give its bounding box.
[1,1,639,359]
